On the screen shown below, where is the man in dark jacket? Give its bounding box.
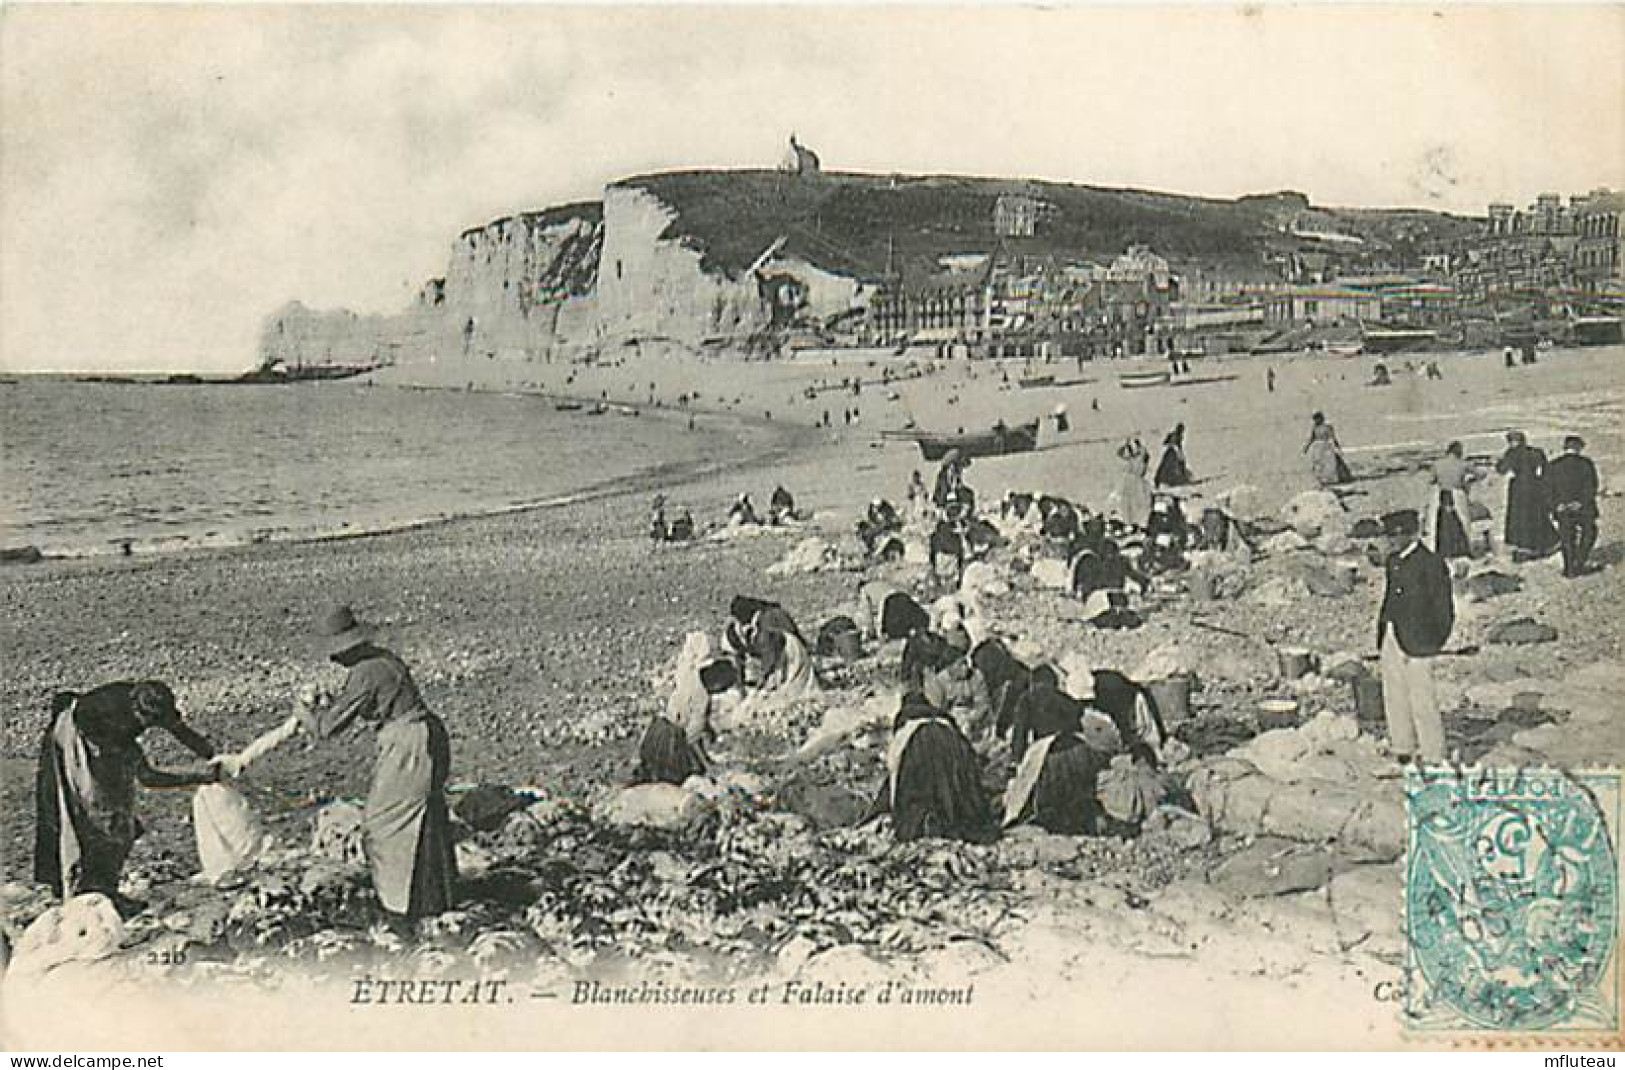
[1546,435,1600,578]
[1376,510,1454,764]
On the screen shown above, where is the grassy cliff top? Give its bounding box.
[611,170,1479,282]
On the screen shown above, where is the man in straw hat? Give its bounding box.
[1375,510,1454,765]
[213,605,456,921]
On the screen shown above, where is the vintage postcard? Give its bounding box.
[2,2,1622,1051]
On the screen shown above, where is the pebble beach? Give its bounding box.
[3,342,1622,1047]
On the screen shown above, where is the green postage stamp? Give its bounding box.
[1404,767,1621,1035]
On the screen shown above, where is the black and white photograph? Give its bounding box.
[1,2,1622,1052]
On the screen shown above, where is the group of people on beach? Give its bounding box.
[1424,430,1602,577]
[29,390,1608,933]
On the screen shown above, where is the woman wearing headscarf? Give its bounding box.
[1115,437,1154,528]
[34,682,217,914]
[725,595,814,697]
[215,605,456,920]
[1495,430,1558,559]
[1304,412,1354,487]
[1153,423,1193,488]
[865,692,993,843]
[1001,668,1108,835]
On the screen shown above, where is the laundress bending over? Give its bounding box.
[1002,668,1108,835]
[33,682,217,915]
[866,691,993,843]
[635,634,722,785]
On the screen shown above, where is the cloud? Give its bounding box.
[2,5,1621,372]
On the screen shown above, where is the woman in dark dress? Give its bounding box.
[867,692,992,843]
[34,681,217,914]
[1495,430,1557,558]
[218,606,456,920]
[1002,667,1107,834]
[1153,423,1193,488]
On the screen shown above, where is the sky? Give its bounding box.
[2,4,1622,373]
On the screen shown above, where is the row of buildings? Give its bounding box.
[844,188,1623,359]
[1459,189,1624,299]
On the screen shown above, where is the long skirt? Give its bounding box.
[1118,467,1153,528]
[366,713,456,918]
[1308,440,1352,486]
[1004,736,1104,834]
[34,708,138,898]
[1434,491,1471,559]
[889,722,992,843]
[634,717,708,786]
[1504,477,1556,553]
[1154,447,1191,488]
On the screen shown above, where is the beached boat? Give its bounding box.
[1571,317,1623,347]
[1325,342,1364,357]
[1018,374,1056,389]
[1361,328,1436,354]
[1118,369,1172,390]
[912,419,1041,462]
[554,400,584,412]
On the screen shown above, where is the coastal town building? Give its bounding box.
[863,244,1177,358]
[1263,286,1381,326]
[993,194,1045,238]
[1573,189,1625,295]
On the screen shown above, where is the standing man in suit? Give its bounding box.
[1376,509,1454,764]
[1546,435,1600,578]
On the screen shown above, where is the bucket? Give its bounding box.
[1146,674,1194,725]
[1351,675,1385,723]
[1276,647,1318,681]
[1257,698,1300,730]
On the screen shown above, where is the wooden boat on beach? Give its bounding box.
[1361,328,1436,354]
[910,418,1041,462]
[554,400,584,412]
[1018,374,1056,389]
[1118,369,1172,390]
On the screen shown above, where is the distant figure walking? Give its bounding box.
[1495,430,1557,560]
[1503,346,1517,369]
[1153,423,1193,488]
[1375,510,1453,765]
[1266,366,1276,393]
[1304,412,1353,486]
[1545,435,1600,577]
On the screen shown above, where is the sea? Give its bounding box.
[0,381,739,558]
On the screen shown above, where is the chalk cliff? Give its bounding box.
[259,169,1477,372]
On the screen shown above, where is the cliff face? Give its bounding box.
[594,184,767,345]
[258,169,1478,371]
